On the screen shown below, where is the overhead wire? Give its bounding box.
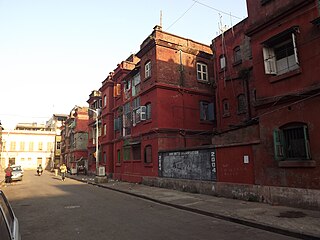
[166,0,243,31]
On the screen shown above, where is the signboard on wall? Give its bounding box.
[158,148,216,181]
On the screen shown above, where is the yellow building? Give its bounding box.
[0,123,56,170]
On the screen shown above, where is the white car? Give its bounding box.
[0,190,21,240]
[10,166,23,181]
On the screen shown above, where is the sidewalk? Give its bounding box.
[68,174,320,240]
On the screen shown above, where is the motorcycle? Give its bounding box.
[37,168,43,176]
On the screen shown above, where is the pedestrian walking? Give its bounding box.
[60,163,67,181]
[4,164,12,184]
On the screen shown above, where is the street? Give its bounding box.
[2,170,296,240]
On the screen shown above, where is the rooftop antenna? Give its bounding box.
[160,10,163,28]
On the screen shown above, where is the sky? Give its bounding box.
[0,0,247,129]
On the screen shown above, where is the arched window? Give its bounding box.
[233,46,242,64]
[220,55,226,70]
[222,99,230,117]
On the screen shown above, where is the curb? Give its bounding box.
[69,176,320,240]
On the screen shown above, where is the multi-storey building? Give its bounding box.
[60,107,89,172]
[111,26,214,182]
[86,90,102,173]
[210,18,258,185]
[243,0,320,208]
[0,123,56,170]
[98,55,139,177]
[45,114,68,167]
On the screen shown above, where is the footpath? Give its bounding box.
[66,174,320,240]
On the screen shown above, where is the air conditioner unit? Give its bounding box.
[98,166,105,176]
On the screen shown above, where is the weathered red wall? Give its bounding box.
[255,98,320,189]
[216,145,254,184]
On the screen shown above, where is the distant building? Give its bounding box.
[60,107,89,173]
[0,122,56,170]
[45,114,68,167]
[86,90,102,174]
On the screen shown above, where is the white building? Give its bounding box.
[0,123,56,170]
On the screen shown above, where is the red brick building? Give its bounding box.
[207,0,320,208]
[60,107,89,172]
[86,90,102,173]
[111,26,214,182]
[245,0,320,206]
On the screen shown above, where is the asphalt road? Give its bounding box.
[2,170,296,240]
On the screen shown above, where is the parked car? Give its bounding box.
[10,166,23,181]
[0,190,21,240]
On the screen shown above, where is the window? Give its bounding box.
[144,145,152,163]
[222,99,230,117]
[145,61,151,79]
[233,46,242,64]
[123,147,130,161]
[132,73,141,97]
[146,103,152,120]
[263,29,299,75]
[10,141,16,151]
[104,95,107,107]
[237,94,247,114]
[29,142,34,151]
[123,102,131,136]
[103,124,107,135]
[47,142,53,151]
[114,117,122,131]
[220,55,226,70]
[273,123,311,160]
[117,149,121,163]
[200,101,214,121]
[38,142,43,151]
[196,62,208,81]
[124,80,131,100]
[20,142,25,151]
[103,152,107,164]
[56,142,61,150]
[132,144,141,160]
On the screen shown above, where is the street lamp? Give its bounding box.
[74,106,100,175]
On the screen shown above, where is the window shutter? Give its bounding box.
[273,129,285,160]
[140,106,147,121]
[303,125,311,159]
[208,103,215,121]
[292,33,299,65]
[116,84,121,96]
[200,102,205,120]
[263,47,277,74]
[114,118,119,131]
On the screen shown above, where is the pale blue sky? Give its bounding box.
[0,0,247,129]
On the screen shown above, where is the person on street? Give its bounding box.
[4,164,12,184]
[60,163,67,181]
[37,164,43,176]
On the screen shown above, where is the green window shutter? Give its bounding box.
[303,125,311,159]
[273,129,285,160]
